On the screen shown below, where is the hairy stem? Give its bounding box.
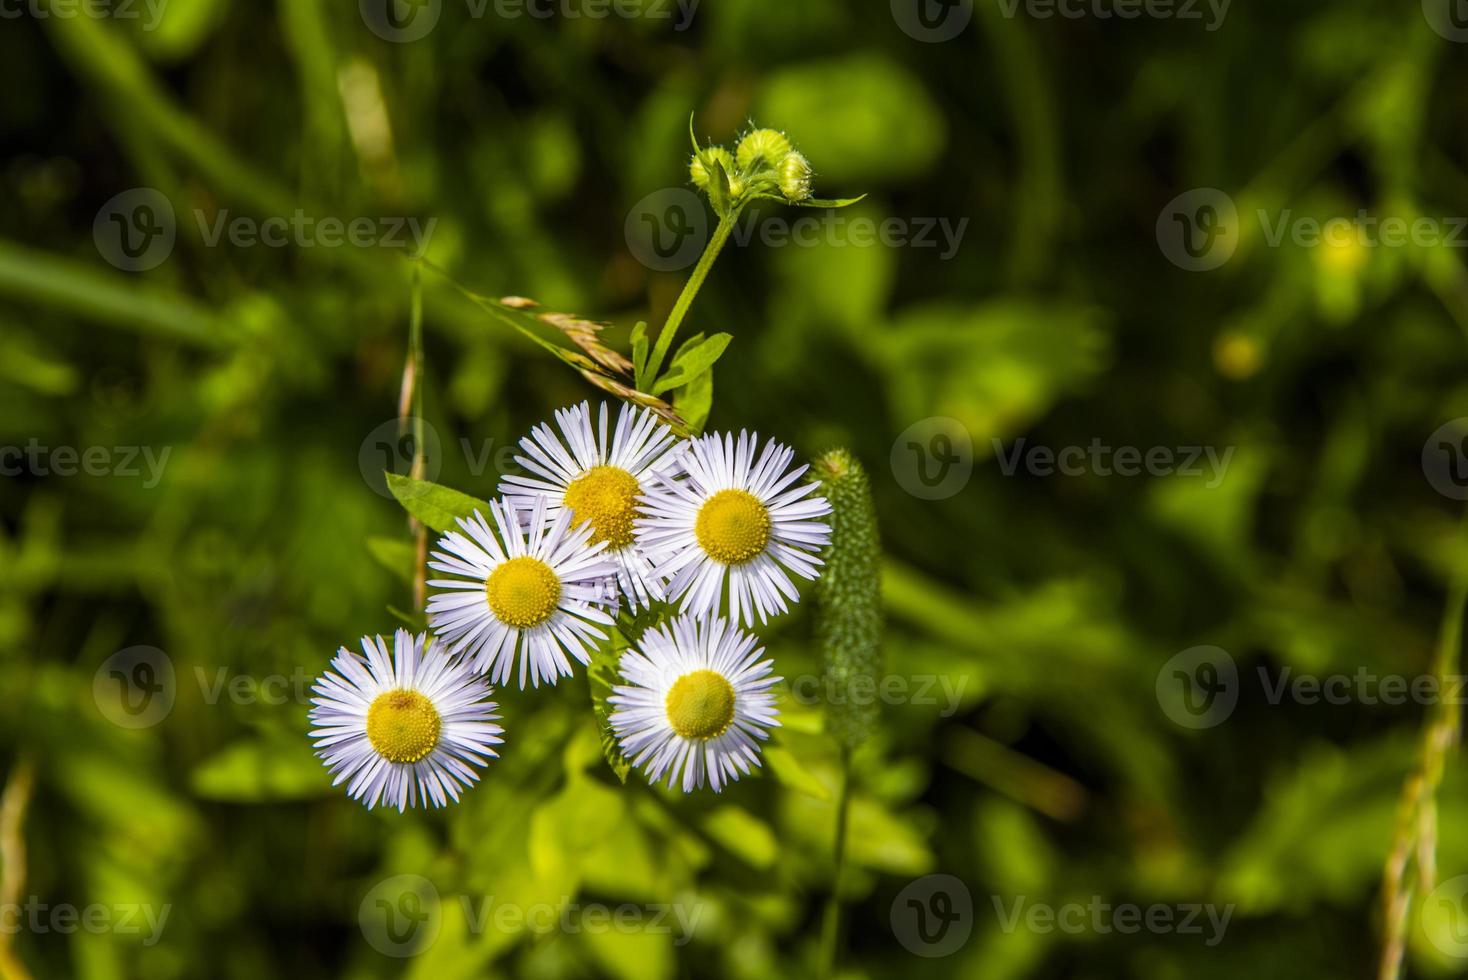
[819,747,852,980]
[644,208,740,385]
[812,450,882,978]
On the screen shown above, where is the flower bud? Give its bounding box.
[689,147,735,191]
[778,151,813,202]
[735,128,792,173]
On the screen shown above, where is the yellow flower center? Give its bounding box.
[694,489,771,565]
[665,669,736,740]
[563,465,641,549]
[366,689,441,764]
[485,556,561,629]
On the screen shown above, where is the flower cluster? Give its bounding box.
[689,127,815,212]
[309,401,831,808]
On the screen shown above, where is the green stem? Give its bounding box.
[819,747,853,980]
[644,208,740,385]
[1378,506,1468,980]
[402,261,428,611]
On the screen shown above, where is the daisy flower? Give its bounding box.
[426,497,617,688]
[608,614,780,792]
[308,630,503,811]
[639,430,832,626]
[499,400,685,610]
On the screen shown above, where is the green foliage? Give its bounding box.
[588,629,633,784]
[649,333,731,396]
[5,3,1467,979]
[385,473,484,533]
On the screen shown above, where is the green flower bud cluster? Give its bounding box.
[689,126,815,211]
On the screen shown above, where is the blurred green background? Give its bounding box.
[4,0,1468,976]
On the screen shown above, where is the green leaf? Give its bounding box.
[385,472,485,533]
[631,320,651,391]
[366,536,416,586]
[652,332,732,395]
[674,367,714,435]
[707,158,731,217]
[588,630,633,783]
[797,195,869,208]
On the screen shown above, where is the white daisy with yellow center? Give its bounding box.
[639,430,832,626]
[608,614,780,792]
[500,401,685,610]
[308,630,503,811]
[427,498,617,688]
